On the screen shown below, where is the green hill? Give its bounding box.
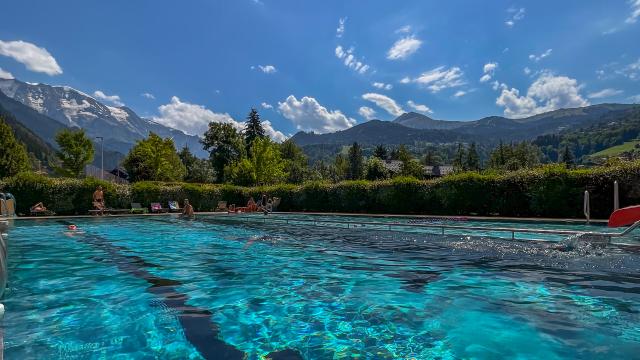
[589,140,640,158]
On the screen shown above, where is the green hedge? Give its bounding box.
[2,162,640,218]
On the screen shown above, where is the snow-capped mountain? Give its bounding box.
[0,78,206,157]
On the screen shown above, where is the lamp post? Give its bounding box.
[95,136,104,180]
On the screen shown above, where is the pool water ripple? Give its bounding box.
[2,215,640,359]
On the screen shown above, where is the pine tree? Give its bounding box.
[244,108,265,153]
[559,144,575,167]
[373,144,388,160]
[453,143,466,171]
[0,115,30,178]
[466,142,480,171]
[347,142,364,180]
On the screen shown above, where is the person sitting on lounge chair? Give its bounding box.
[31,202,46,212]
[247,197,257,212]
[182,199,195,218]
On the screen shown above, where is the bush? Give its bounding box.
[2,161,640,218]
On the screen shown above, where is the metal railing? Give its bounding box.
[0,220,8,299]
[218,214,640,243]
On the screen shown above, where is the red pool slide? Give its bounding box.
[608,205,640,227]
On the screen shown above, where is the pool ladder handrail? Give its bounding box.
[222,214,640,242]
[0,220,8,299]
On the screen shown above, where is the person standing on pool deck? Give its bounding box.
[92,186,105,215]
[182,199,195,218]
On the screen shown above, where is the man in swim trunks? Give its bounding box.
[182,199,195,218]
[92,186,105,214]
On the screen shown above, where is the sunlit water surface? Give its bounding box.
[3,215,640,359]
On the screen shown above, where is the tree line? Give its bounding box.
[0,108,597,184]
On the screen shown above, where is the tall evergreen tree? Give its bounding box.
[453,143,466,171]
[466,142,480,171]
[373,144,388,160]
[0,115,30,178]
[347,142,364,180]
[559,144,575,167]
[54,128,95,178]
[244,108,265,153]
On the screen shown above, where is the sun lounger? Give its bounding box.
[215,201,228,212]
[150,202,168,213]
[130,203,148,214]
[168,201,181,213]
[30,208,55,216]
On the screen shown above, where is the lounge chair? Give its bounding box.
[130,203,148,214]
[30,203,55,216]
[215,201,228,212]
[150,202,168,213]
[168,201,181,213]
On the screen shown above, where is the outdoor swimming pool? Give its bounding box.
[2,215,640,359]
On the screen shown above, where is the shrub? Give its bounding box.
[2,161,640,218]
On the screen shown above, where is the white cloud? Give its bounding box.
[529,49,552,62]
[252,64,277,73]
[0,40,62,75]
[141,92,155,100]
[278,95,356,134]
[626,0,640,23]
[496,73,589,118]
[387,36,422,60]
[524,67,532,75]
[358,106,377,120]
[395,25,412,34]
[483,63,497,74]
[617,58,640,80]
[336,17,346,38]
[261,102,273,109]
[372,82,393,90]
[410,66,466,93]
[587,88,624,99]
[399,77,411,84]
[629,94,640,103]
[505,7,525,27]
[406,100,433,114]
[334,45,370,74]
[480,62,498,83]
[93,90,124,107]
[153,96,286,141]
[454,90,467,97]
[362,93,405,117]
[0,67,13,79]
[479,74,492,83]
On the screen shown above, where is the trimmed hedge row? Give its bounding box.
[2,162,640,218]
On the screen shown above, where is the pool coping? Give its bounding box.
[3,211,607,224]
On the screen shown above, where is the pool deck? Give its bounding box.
[4,210,607,224]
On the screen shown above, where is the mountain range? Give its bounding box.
[0,78,207,166]
[291,104,639,146]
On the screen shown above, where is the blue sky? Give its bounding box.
[1,0,639,139]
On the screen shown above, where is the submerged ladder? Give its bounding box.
[219,214,640,244]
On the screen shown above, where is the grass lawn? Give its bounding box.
[590,140,640,158]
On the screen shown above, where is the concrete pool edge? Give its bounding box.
[3,211,606,225]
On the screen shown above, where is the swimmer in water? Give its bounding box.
[63,224,84,237]
[181,199,195,218]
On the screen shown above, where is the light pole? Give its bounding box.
[95,136,104,180]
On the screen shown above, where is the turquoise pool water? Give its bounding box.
[2,215,640,359]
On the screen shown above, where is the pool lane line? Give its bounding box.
[55,220,246,360]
